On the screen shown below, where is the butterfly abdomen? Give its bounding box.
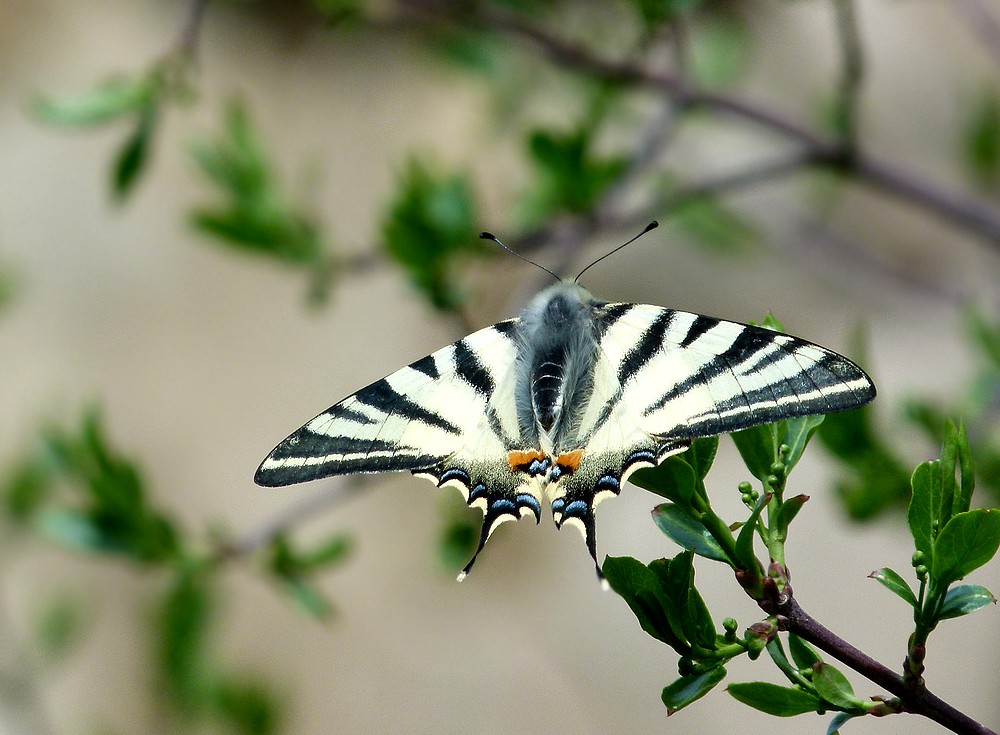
[514,282,600,448]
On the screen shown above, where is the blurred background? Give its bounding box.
[1,1,998,733]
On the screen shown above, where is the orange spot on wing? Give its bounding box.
[555,449,585,472]
[508,449,547,471]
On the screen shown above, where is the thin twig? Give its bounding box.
[215,480,368,561]
[780,597,997,735]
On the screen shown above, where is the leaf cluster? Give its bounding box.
[1,409,351,734]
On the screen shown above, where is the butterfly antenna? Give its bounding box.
[480,231,561,284]
[573,221,659,283]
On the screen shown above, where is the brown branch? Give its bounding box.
[778,597,997,735]
[461,2,1000,246]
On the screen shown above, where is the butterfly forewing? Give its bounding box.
[255,321,519,486]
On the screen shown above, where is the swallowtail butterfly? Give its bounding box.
[255,224,875,580]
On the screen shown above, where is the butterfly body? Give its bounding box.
[256,281,875,580]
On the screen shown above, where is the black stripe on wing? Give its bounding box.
[644,322,874,438]
[355,378,461,434]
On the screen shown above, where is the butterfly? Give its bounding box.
[255,224,876,581]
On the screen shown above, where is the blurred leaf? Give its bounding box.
[521,125,628,222]
[438,495,480,572]
[158,566,213,707]
[211,677,282,735]
[651,503,729,562]
[689,15,749,88]
[932,509,1000,588]
[662,666,726,714]
[381,157,480,311]
[282,577,334,620]
[672,196,759,253]
[191,101,324,266]
[962,87,1000,190]
[630,0,705,29]
[37,508,102,551]
[727,681,822,716]
[3,452,55,520]
[34,594,86,660]
[112,106,156,201]
[869,567,917,608]
[938,584,996,620]
[33,77,155,126]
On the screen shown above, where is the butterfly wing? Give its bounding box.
[254,319,543,578]
[549,302,875,575]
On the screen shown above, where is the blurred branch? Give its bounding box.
[176,0,211,57]
[832,0,864,149]
[412,0,1000,246]
[214,481,367,562]
[955,0,1000,67]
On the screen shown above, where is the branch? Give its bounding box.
[466,3,1000,246]
[831,0,864,149]
[779,597,997,735]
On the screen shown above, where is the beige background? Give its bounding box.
[1,1,998,733]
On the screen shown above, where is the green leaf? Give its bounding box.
[630,454,696,506]
[651,504,729,562]
[812,663,863,710]
[731,423,777,484]
[190,102,324,267]
[33,76,155,126]
[651,553,716,651]
[521,125,628,221]
[37,509,102,551]
[603,556,686,650]
[689,16,749,88]
[780,414,826,473]
[787,634,823,670]
[827,711,859,735]
[907,460,941,567]
[962,87,1000,190]
[774,494,808,536]
[734,493,768,572]
[932,508,1000,587]
[727,681,822,716]
[211,676,282,735]
[298,533,352,568]
[282,577,334,620]
[672,196,758,253]
[684,436,719,481]
[956,422,976,516]
[869,567,918,608]
[938,584,996,620]
[381,157,479,310]
[112,106,156,200]
[158,567,213,706]
[662,666,726,714]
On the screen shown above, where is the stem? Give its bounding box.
[831,0,864,150]
[778,597,996,735]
